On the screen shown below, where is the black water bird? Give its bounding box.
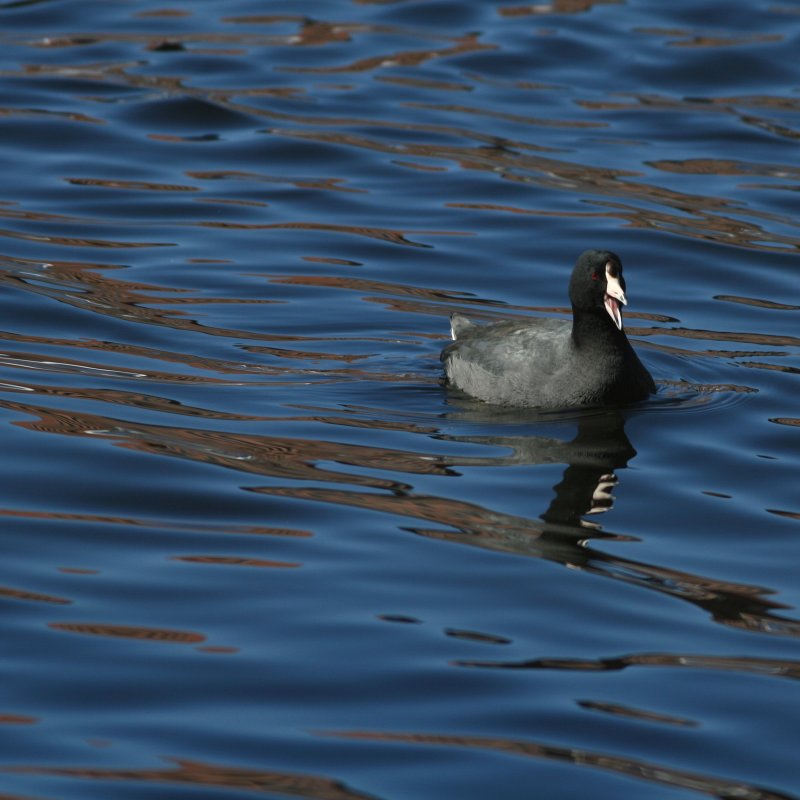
[441,249,655,408]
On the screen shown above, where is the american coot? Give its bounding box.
[441,249,656,408]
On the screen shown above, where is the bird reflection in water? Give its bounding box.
[428,404,636,541]
[418,404,799,638]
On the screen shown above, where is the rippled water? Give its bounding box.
[0,1,798,798]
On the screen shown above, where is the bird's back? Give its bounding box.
[442,314,574,406]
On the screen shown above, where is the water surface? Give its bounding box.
[0,1,799,798]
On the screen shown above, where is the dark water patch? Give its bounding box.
[115,95,258,133]
[378,614,422,625]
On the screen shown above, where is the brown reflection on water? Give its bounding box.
[48,622,205,644]
[283,32,494,74]
[0,397,453,492]
[0,714,38,725]
[302,256,363,266]
[0,585,71,605]
[714,295,800,311]
[0,380,272,421]
[262,116,558,156]
[65,177,201,192]
[0,320,346,384]
[270,406,439,436]
[649,159,800,179]
[0,227,172,250]
[58,567,100,575]
[499,0,621,15]
[0,106,103,125]
[329,730,792,800]
[0,505,310,538]
[769,418,800,429]
[246,346,368,363]
[271,274,484,307]
[456,651,800,679]
[259,485,548,552]
[186,169,366,194]
[741,362,800,376]
[404,102,605,130]
[26,31,294,51]
[769,509,800,522]
[632,338,785,361]
[136,9,192,18]
[635,27,783,48]
[229,16,354,48]
[629,321,798,352]
[577,700,698,728]
[580,93,800,145]
[375,75,473,93]
[7,758,379,800]
[197,220,465,248]
[172,555,301,568]
[578,93,800,115]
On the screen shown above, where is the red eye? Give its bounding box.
[591,272,599,281]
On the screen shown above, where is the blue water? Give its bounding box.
[0,1,799,798]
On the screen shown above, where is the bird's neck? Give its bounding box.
[570,307,627,351]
